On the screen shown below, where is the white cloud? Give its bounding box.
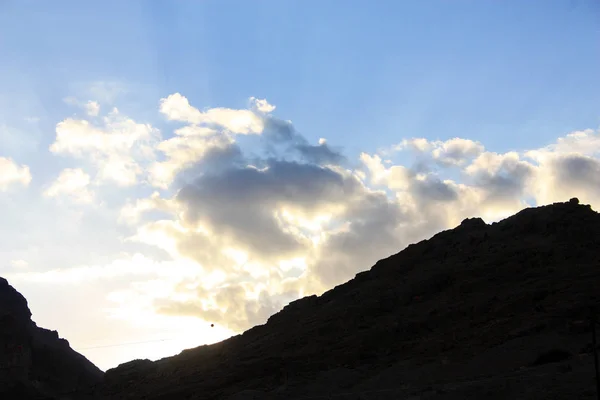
[530,128,600,158]
[249,97,276,113]
[85,101,100,117]
[465,151,523,176]
[431,138,484,166]
[386,137,484,166]
[63,97,100,116]
[0,157,31,191]
[360,152,411,190]
[50,108,160,186]
[159,93,264,134]
[392,137,431,153]
[119,192,177,225]
[44,168,94,204]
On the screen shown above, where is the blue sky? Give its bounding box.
[1,1,599,370]
[3,1,599,159]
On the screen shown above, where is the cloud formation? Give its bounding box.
[0,156,31,191]
[50,107,159,186]
[249,97,276,114]
[44,168,94,204]
[25,92,600,337]
[159,93,265,134]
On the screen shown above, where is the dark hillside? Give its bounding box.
[0,278,103,399]
[98,198,600,399]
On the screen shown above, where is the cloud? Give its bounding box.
[249,97,276,114]
[411,175,459,202]
[155,283,283,332]
[261,116,346,166]
[360,152,461,204]
[295,142,346,166]
[148,129,239,189]
[64,98,101,117]
[85,101,100,117]
[44,168,94,204]
[532,128,600,157]
[431,138,485,166]
[465,151,536,206]
[310,186,409,286]
[110,97,501,332]
[555,154,600,186]
[130,158,471,330]
[175,160,361,263]
[148,96,345,189]
[393,137,432,153]
[524,128,600,205]
[537,154,600,205]
[0,157,31,191]
[159,93,264,134]
[148,94,287,189]
[42,91,600,336]
[50,108,159,186]
[119,191,178,225]
[388,137,484,167]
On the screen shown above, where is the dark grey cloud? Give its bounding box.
[261,116,346,166]
[176,160,363,262]
[468,154,535,205]
[296,142,346,166]
[411,176,459,203]
[172,142,245,188]
[555,154,600,187]
[310,188,416,287]
[263,117,297,144]
[543,154,600,202]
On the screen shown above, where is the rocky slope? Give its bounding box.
[97,198,600,399]
[0,277,103,399]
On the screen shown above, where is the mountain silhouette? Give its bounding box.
[3,198,600,399]
[0,277,103,399]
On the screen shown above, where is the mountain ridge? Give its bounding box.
[0,277,103,399]
[98,198,600,399]
[3,198,600,399]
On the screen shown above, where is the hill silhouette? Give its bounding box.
[0,277,103,399]
[4,198,600,399]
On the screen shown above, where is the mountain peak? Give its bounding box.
[0,278,103,399]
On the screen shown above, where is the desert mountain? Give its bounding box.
[0,277,103,399]
[95,198,600,399]
[4,198,600,399]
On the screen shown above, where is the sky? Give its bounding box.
[0,1,599,371]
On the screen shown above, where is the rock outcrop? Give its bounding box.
[98,199,600,399]
[0,278,103,399]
